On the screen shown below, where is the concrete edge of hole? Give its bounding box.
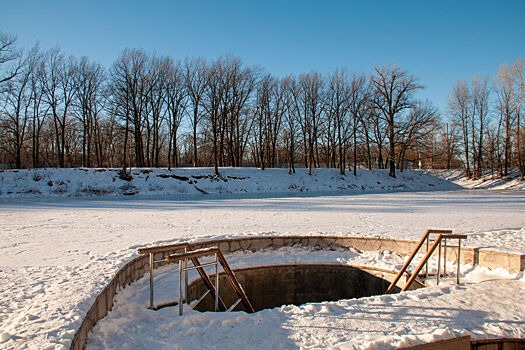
[71,235,525,350]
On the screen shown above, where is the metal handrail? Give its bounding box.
[147,246,255,315]
[386,229,451,294]
[177,249,220,315]
[386,229,466,294]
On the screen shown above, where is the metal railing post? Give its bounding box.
[184,247,188,303]
[437,238,442,285]
[149,253,154,309]
[443,238,447,276]
[215,253,219,312]
[457,239,462,284]
[179,259,184,316]
[425,235,429,278]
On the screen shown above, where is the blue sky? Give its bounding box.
[1,0,524,113]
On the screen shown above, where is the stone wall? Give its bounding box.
[70,255,148,350]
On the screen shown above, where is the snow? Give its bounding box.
[0,167,523,349]
[0,167,459,199]
[433,169,525,191]
[85,247,524,350]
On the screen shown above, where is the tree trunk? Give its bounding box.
[388,114,396,178]
[353,113,357,176]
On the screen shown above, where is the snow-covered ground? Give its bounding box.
[0,167,460,199]
[433,169,525,191]
[87,248,524,350]
[0,168,524,349]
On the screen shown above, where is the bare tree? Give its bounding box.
[109,48,150,168]
[202,59,222,175]
[0,47,38,167]
[370,66,422,177]
[41,49,78,168]
[396,100,439,171]
[0,32,23,88]
[357,99,377,170]
[297,72,325,175]
[164,59,187,169]
[485,124,501,177]
[513,59,525,180]
[495,64,518,176]
[144,55,169,167]
[348,73,369,175]
[268,76,287,167]
[222,56,258,167]
[5,33,525,175]
[438,122,461,169]
[252,73,286,169]
[253,74,273,169]
[471,75,491,179]
[74,56,105,167]
[448,80,472,178]
[281,76,299,174]
[325,69,351,175]
[184,57,207,167]
[29,50,49,168]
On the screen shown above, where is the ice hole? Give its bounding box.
[186,264,401,312]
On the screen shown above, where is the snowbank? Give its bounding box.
[432,169,525,190]
[0,167,460,199]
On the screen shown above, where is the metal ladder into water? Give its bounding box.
[139,244,254,315]
[386,229,467,294]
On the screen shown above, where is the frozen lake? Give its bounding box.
[1,190,524,267]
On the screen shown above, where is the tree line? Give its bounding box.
[1,32,524,180]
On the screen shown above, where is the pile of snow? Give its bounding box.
[0,167,460,198]
[432,169,525,190]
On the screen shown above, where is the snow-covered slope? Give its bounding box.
[432,169,525,190]
[0,167,460,198]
